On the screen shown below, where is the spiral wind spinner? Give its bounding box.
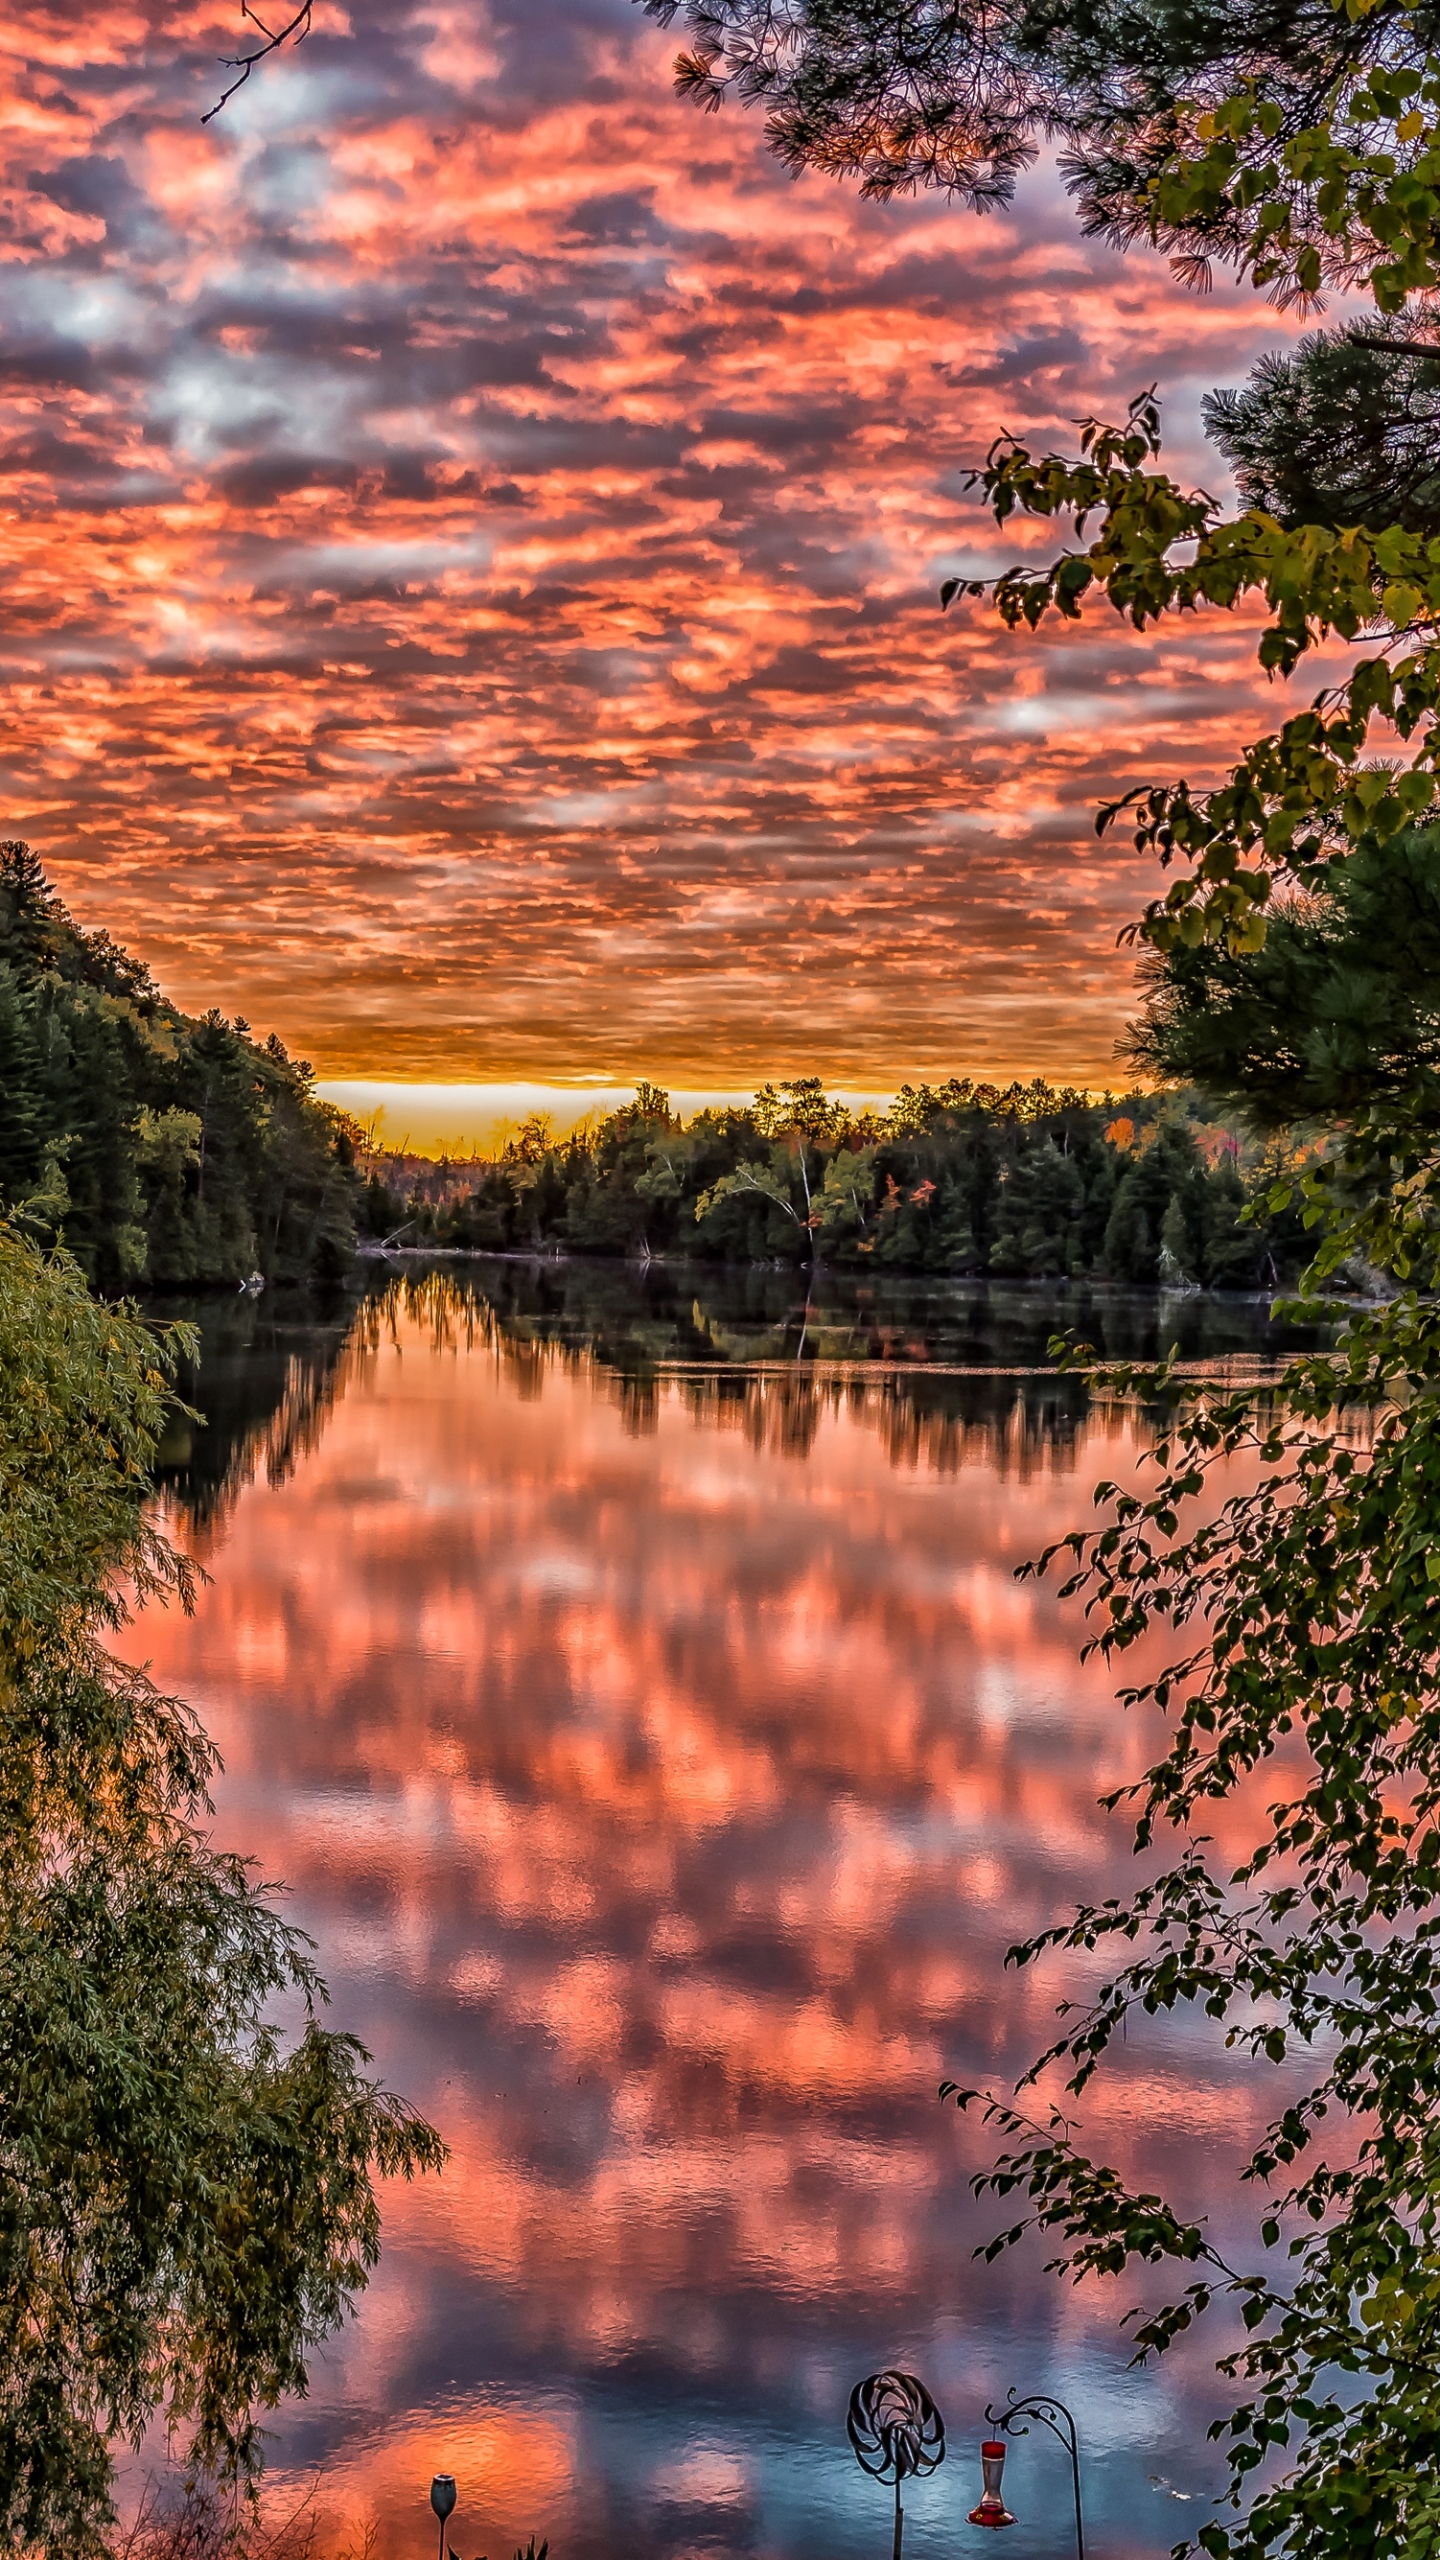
[847,2369,946,2560]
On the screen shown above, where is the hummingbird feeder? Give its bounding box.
[969,2439,1016,2529]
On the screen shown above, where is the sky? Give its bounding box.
[322,1080,896,1155]
[0,0,1318,1101]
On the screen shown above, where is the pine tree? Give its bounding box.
[0,966,45,1203]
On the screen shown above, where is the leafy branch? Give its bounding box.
[944,391,1440,955]
[1145,48,1440,312]
[937,1126,1440,2559]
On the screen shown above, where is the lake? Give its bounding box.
[131,1261,1322,2560]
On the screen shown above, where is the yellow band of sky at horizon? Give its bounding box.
[317,1077,1125,1157]
[318,1080,897,1156]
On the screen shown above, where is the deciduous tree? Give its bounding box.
[0,1213,442,2553]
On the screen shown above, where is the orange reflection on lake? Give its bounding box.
[130,1275,1300,2560]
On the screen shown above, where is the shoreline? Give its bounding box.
[351,1241,1325,1307]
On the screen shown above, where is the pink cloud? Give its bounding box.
[0,0,1310,1081]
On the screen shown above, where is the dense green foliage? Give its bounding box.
[362,1076,1306,1289]
[1133,824,1440,1128]
[0,844,360,1292]
[0,1214,442,2553]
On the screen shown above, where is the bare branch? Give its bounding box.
[202,0,313,124]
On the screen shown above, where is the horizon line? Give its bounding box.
[317,1074,1137,1156]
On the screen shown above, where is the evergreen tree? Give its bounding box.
[1205,318,1440,542]
[1132,825,1440,1131]
[988,1135,1086,1276]
[0,966,45,1201]
[0,849,359,1291]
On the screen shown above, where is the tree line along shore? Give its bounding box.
[0,846,1316,1295]
[360,1080,1314,1289]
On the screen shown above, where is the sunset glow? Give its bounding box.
[1,0,1314,1083]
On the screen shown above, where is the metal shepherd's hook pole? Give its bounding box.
[984,2392,1084,2560]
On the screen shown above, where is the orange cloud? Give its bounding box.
[0,0,1314,1083]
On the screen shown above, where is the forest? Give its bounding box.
[0,844,361,1291]
[361,1076,1314,1289]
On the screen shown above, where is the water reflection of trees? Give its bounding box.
[153,1288,371,1540]
[377,1252,1323,1375]
[664,1365,1096,1473]
[154,1257,1324,1535]
[373,1260,1310,1473]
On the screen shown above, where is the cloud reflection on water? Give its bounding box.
[131,1271,1308,2557]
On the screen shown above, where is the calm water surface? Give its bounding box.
[132,1265,1321,2560]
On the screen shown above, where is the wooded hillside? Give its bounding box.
[0,845,360,1292]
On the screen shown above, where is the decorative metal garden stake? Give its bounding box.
[982,2392,1085,2560]
[430,2473,458,2560]
[968,2439,1016,2529]
[847,2369,946,2560]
